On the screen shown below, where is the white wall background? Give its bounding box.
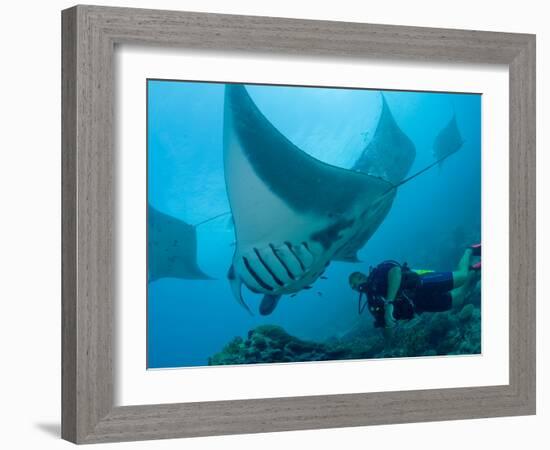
[0,0,545,448]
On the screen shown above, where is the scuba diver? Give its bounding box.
[349,244,481,329]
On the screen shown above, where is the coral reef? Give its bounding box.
[208,284,481,365]
[208,325,328,365]
[208,323,387,365]
[379,301,481,358]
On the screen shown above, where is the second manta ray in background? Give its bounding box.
[223,84,416,315]
[433,113,464,168]
[148,205,212,282]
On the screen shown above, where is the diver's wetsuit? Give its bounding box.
[360,261,454,327]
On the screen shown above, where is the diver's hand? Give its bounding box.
[383,301,397,328]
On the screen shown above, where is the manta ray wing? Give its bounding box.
[223,84,395,314]
[148,205,212,282]
[331,192,395,263]
[333,94,416,262]
[353,94,416,184]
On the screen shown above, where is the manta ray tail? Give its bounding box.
[386,116,465,194]
[389,145,463,193]
[193,210,232,227]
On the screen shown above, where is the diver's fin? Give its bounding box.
[259,294,282,316]
[470,243,481,257]
[228,265,253,315]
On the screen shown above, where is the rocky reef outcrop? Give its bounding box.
[208,286,481,365]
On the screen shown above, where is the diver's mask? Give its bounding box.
[348,270,370,292]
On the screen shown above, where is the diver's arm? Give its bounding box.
[384,267,402,329]
[386,267,402,302]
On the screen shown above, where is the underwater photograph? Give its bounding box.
[147,80,482,369]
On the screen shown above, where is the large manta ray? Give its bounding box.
[223,85,416,315]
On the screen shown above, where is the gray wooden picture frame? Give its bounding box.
[61,4,536,444]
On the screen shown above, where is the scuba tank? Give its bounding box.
[358,261,418,327]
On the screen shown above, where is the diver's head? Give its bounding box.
[349,272,369,292]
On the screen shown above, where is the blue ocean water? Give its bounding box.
[147,80,481,368]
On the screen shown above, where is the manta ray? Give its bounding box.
[352,95,416,184]
[148,87,461,316]
[223,84,416,315]
[433,113,464,168]
[148,205,211,282]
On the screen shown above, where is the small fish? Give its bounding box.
[317,292,323,297]
[303,285,312,290]
[290,294,297,298]
[320,276,328,280]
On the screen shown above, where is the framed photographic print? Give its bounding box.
[62,5,536,444]
[146,80,482,368]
